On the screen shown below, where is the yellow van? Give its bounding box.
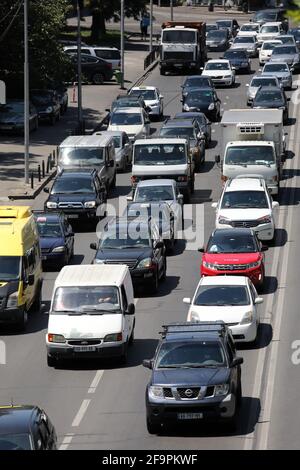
[0,206,43,330]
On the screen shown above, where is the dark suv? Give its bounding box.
[90,216,166,293]
[44,169,106,222]
[143,322,243,434]
[30,89,61,126]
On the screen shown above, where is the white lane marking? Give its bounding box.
[88,370,104,394]
[72,399,91,427]
[59,433,74,451]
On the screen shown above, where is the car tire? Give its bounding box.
[92,72,104,85]
[47,354,56,367]
[146,418,161,435]
[236,382,242,406]
[120,341,128,364]
[160,68,166,76]
[56,111,60,122]
[190,175,195,194]
[50,114,56,126]
[30,284,42,313]
[184,189,191,204]
[18,309,28,332]
[110,172,116,189]
[161,258,167,280]
[149,271,159,294]
[129,320,135,345]
[33,117,39,131]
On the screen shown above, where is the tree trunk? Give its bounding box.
[91,8,106,42]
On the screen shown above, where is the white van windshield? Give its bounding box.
[52,286,121,313]
[134,143,187,165]
[59,147,104,166]
[225,145,275,165]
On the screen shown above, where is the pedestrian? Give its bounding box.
[140,13,150,41]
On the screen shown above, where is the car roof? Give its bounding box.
[175,112,206,118]
[162,119,195,128]
[161,322,227,342]
[131,86,157,91]
[112,107,143,114]
[55,264,129,288]
[136,179,176,187]
[0,406,40,435]
[33,212,63,222]
[185,87,213,93]
[199,275,248,286]
[225,177,265,192]
[206,59,230,63]
[59,134,113,147]
[261,22,282,26]
[55,170,94,179]
[134,138,187,145]
[213,228,254,237]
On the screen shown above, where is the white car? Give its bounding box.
[257,22,284,45]
[184,276,263,343]
[259,39,283,65]
[128,86,164,120]
[237,23,260,37]
[108,107,151,142]
[212,177,279,241]
[230,35,258,57]
[201,59,235,87]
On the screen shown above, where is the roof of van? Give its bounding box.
[54,264,129,288]
[222,108,283,124]
[134,138,187,145]
[0,206,35,256]
[59,135,114,148]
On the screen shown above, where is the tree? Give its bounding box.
[0,0,72,98]
[287,0,300,22]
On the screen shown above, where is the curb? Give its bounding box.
[8,169,57,201]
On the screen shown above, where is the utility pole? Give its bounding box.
[77,0,83,132]
[24,0,29,184]
[120,0,125,89]
[170,0,174,21]
[149,0,153,53]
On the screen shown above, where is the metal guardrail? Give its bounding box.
[144,46,160,70]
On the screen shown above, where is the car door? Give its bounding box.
[226,335,239,393]
[249,280,259,324]
[63,218,73,257]
[122,132,132,163]
[151,223,164,274]
[121,285,132,342]
[214,92,221,114]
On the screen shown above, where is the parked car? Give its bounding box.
[259,39,283,65]
[270,45,300,72]
[199,228,268,289]
[181,87,221,122]
[246,74,282,105]
[108,107,151,142]
[0,405,57,450]
[181,75,214,99]
[201,60,235,88]
[252,85,289,124]
[69,53,114,84]
[93,130,132,172]
[0,100,38,134]
[261,61,293,89]
[128,86,164,120]
[206,29,231,51]
[143,322,243,434]
[184,276,263,343]
[30,89,61,125]
[223,49,251,73]
[34,211,74,269]
[64,45,121,70]
[230,35,258,58]
[174,112,212,147]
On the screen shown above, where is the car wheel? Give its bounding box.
[147,418,161,435]
[33,117,39,131]
[18,309,28,332]
[184,189,191,204]
[56,111,60,122]
[120,341,128,364]
[110,172,116,189]
[50,114,56,126]
[129,320,135,345]
[161,257,167,280]
[190,175,195,194]
[160,67,166,76]
[30,284,42,313]
[236,382,242,407]
[149,270,159,294]
[92,72,104,85]
[47,354,56,367]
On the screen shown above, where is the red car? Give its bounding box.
[199,228,268,289]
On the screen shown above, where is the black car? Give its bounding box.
[181,87,221,122]
[0,405,57,450]
[33,211,74,269]
[44,169,106,223]
[252,85,289,124]
[90,216,166,293]
[30,89,61,126]
[143,322,243,434]
[174,112,212,147]
[206,29,231,51]
[223,50,251,73]
[0,100,38,134]
[181,75,214,98]
[70,53,114,84]
[48,82,68,114]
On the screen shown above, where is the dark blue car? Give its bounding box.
[34,212,74,269]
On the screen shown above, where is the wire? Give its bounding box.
[0,0,23,43]
[0,1,20,26]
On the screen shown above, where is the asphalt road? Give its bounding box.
[0,49,299,449]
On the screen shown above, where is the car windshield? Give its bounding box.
[241,24,258,31]
[279,37,295,44]
[52,286,121,313]
[156,341,226,368]
[94,49,120,60]
[262,41,282,50]
[260,26,279,33]
[130,89,156,100]
[162,30,196,43]
[59,147,104,166]
[184,77,211,88]
[273,45,297,54]
[31,93,53,104]
[113,99,141,109]
[217,21,232,28]
[207,30,227,39]
[234,36,254,43]
[254,89,283,103]
[0,433,32,450]
[112,136,121,148]
[254,12,277,21]
[0,256,21,281]
[221,190,268,208]
[225,145,275,165]
[185,90,213,104]
[207,233,257,253]
[264,63,288,72]
[194,285,250,306]
[205,62,229,70]
[206,25,218,31]
[0,102,23,114]
[37,221,63,238]
[251,77,277,87]
[225,50,248,59]
[160,126,195,139]
[134,143,187,165]
[99,224,150,249]
[110,113,142,125]
[135,185,174,202]
[51,177,94,194]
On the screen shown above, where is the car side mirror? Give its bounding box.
[143,359,153,369]
[108,160,114,167]
[180,99,183,103]
[211,202,218,209]
[105,108,110,112]
[261,244,268,252]
[124,142,130,148]
[272,201,279,209]
[177,194,184,203]
[43,187,50,193]
[126,195,133,202]
[126,303,135,315]
[246,83,249,87]
[159,94,164,99]
[231,357,243,367]
[183,297,191,305]
[198,247,204,253]
[28,274,35,286]
[215,154,221,164]
[255,297,264,305]
[90,242,97,250]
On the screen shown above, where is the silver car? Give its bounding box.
[246,75,282,105]
[261,61,293,89]
[270,45,300,71]
[93,130,132,172]
[230,35,258,57]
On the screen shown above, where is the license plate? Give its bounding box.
[0,125,12,130]
[73,346,96,352]
[177,412,203,420]
[68,214,79,219]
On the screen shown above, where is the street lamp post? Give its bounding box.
[24,0,29,184]
[170,0,174,21]
[149,0,153,53]
[120,0,125,89]
[77,0,83,133]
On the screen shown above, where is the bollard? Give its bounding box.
[42,160,45,178]
[47,154,51,173]
[52,149,56,162]
[38,164,41,182]
[30,172,34,189]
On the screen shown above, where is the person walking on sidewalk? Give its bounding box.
[140,13,150,41]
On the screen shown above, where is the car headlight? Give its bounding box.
[52,246,65,253]
[46,201,57,209]
[183,103,190,111]
[257,215,271,224]
[203,261,218,269]
[248,260,261,269]
[137,257,153,268]
[224,75,232,78]
[208,103,215,110]
[46,106,53,113]
[189,311,200,322]
[48,333,66,343]
[94,258,104,264]
[104,333,122,342]
[214,384,230,396]
[218,216,230,225]
[149,386,164,399]
[7,291,18,308]
[240,311,253,325]
[84,201,96,208]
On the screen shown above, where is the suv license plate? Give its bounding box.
[74,346,96,352]
[177,413,203,420]
[68,214,79,219]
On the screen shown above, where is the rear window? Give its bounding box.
[95,49,120,60]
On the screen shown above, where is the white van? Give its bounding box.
[46,264,135,366]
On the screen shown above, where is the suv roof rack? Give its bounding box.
[160,321,227,338]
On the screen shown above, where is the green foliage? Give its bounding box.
[288,1,300,23]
